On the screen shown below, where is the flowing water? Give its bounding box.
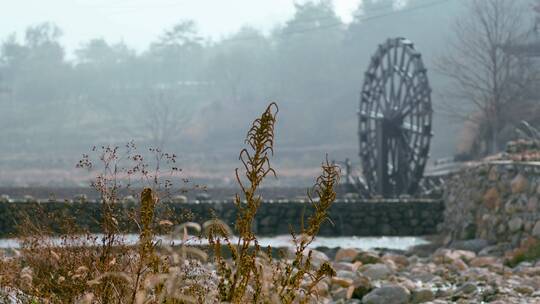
[0,235,429,250]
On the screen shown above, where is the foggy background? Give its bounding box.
[0,0,471,187]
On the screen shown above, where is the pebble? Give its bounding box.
[362,284,410,304]
[321,247,540,303]
[359,263,393,280]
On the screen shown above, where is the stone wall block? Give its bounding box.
[532,221,540,238]
[527,196,538,212]
[508,217,524,233]
[483,187,500,210]
[511,174,529,194]
[488,166,499,181]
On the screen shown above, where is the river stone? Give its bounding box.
[354,251,381,265]
[349,300,362,304]
[333,262,356,272]
[332,299,361,304]
[514,285,534,295]
[308,249,330,268]
[411,288,434,304]
[362,284,410,304]
[332,277,354,288]
[332,287,349,300]
[382,254,409,268]
[456,282,477,294]
[449,239,490,253]
[452,258,468,271]
[433,249,476,264]
[314,281,329,297]
[508,217,523,233]
[351,275,372,299]
[359,263,392,280]
[335,248,360,263]
[469,256,498,268]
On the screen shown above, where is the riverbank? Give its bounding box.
[315,246,540,303]
[2,240,539,303]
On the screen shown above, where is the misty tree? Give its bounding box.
[438,0,536,157]
[1,23,69,104]
[137,88,198,150]
[361,0,398,13]
[0,1,466,167]
[276,0,344,98]
[74,39,138,108]
[75,39,134,66]
[147,20,204,84]
[273,0,347,144]
[0,35,25,102]
[207,27,274,105]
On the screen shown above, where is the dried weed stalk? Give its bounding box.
[208,102,339,304]
[208,102,278,303]
[272,157,339,303]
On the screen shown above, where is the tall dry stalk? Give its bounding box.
[130,188,159,303]
[208,102,339,303]
[274,157,339,303]
[208,102,278,303]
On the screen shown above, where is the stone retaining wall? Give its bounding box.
[0,199,443,237]
[442,161,540,248]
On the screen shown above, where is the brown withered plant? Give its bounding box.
[207,102,278,303]
[208,102,339,304]
[272,157,339,303]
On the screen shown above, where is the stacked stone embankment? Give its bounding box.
[442,160,540,250]
[0,198,443,237]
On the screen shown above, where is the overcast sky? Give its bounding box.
[0,0,363,55]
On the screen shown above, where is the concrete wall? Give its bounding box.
[0,199,444,237]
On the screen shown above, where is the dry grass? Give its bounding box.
[505,237,540,268]
[0,102,339,303]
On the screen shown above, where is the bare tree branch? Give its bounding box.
[436,0,536,157]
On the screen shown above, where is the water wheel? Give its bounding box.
[358,38,433,197]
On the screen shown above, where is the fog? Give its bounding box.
[0,0,506,186]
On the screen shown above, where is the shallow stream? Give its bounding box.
[0,235,429,250]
